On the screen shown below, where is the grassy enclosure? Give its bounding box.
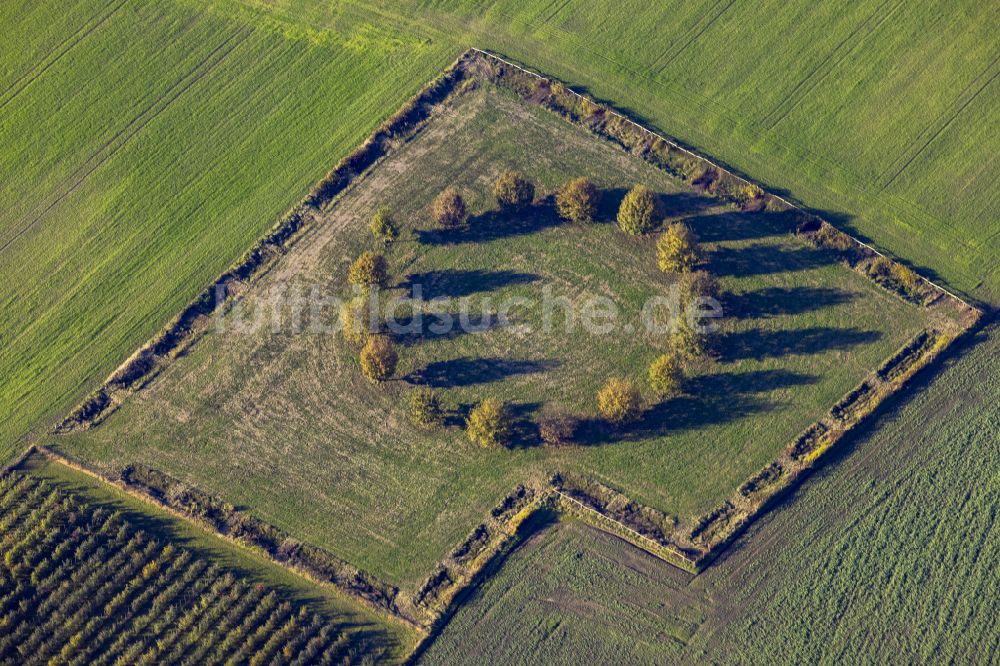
[49,81,931,588]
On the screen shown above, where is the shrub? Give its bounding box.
[597,377,642,425]
[369,207,398,244]
[679,270,721,305]
[537,408,576,446]
[555,177,599,223]
[617,184,661,235]
[648,353,682,398]
[812,223,857,254]
[493,170,534,208]
[891,263,920,292]
[432,188,467,228]
[359,335,397,383]
[670,313,707,359]
[466,397,512,448]
[656,222,701,272]
[408,387,444,428]
[736,182,764,206]
[340,296,373,347]
[347,251,388,289]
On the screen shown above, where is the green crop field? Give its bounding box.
[0,456,415,664]
[421,323,1000,664]
[46,81,931,589]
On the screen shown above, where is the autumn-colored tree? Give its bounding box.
[656,222,701,273]
[537,408,576,446]
[648,353,682,398]
[347,251,388,289]
[679,270,721,305]
[340,296,373,346]
[360,335,397,383]
[369,207,398,244]
[670,312,708,359]
[555,177,600,223]
[432,188,467,228]
[597,377,642,425]
[617,184,661,235]
[466,397,511,448]
[408,386,444,428]
[493,170,535,208]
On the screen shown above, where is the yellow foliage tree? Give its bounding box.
[656,222,701,273]
[466,397,511,447]
[597,377,642,425]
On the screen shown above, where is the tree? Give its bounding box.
[679,270,721,305]
[648,353,682,398]
[597,377,642,425]
[656,222,701,272]
[466,397,511,448]
[617,184,661,235]
[359,335,397,383]
[538,408,576,446]
[670,312,707,359]
[408,387,444,428]
[339,296,372,347]
[493,170,534,208]
[555,177,600,223]
[369,207,398,244]
[347,251,388,289]
[432,188,467,228]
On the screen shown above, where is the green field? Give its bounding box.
[0,456,415,664]
[47,82,930,588]
[421,323,1000,664]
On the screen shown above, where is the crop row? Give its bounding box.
[0,473,367,665]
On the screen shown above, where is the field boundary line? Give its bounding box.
[552,489,697,570]
[0,0,129,111]
[469,47,980,312]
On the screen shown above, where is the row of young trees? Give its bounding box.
[340,169,720,446]
[0,473,365,665]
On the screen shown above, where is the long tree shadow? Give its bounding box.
[398,269,540,300]
[446,400,544,445]
[730,286,858,319]
[710,242,835,277]
[417,198,563,245]
[576,368,817,445]
[686,209,800,243]
[386,312,510,347]
[596,188,713,223]
[408,357,558,388]
[719,326,881,362]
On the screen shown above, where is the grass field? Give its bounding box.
[1,456,415,664]
[47,82,930,588]
[421,322,1000,664]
